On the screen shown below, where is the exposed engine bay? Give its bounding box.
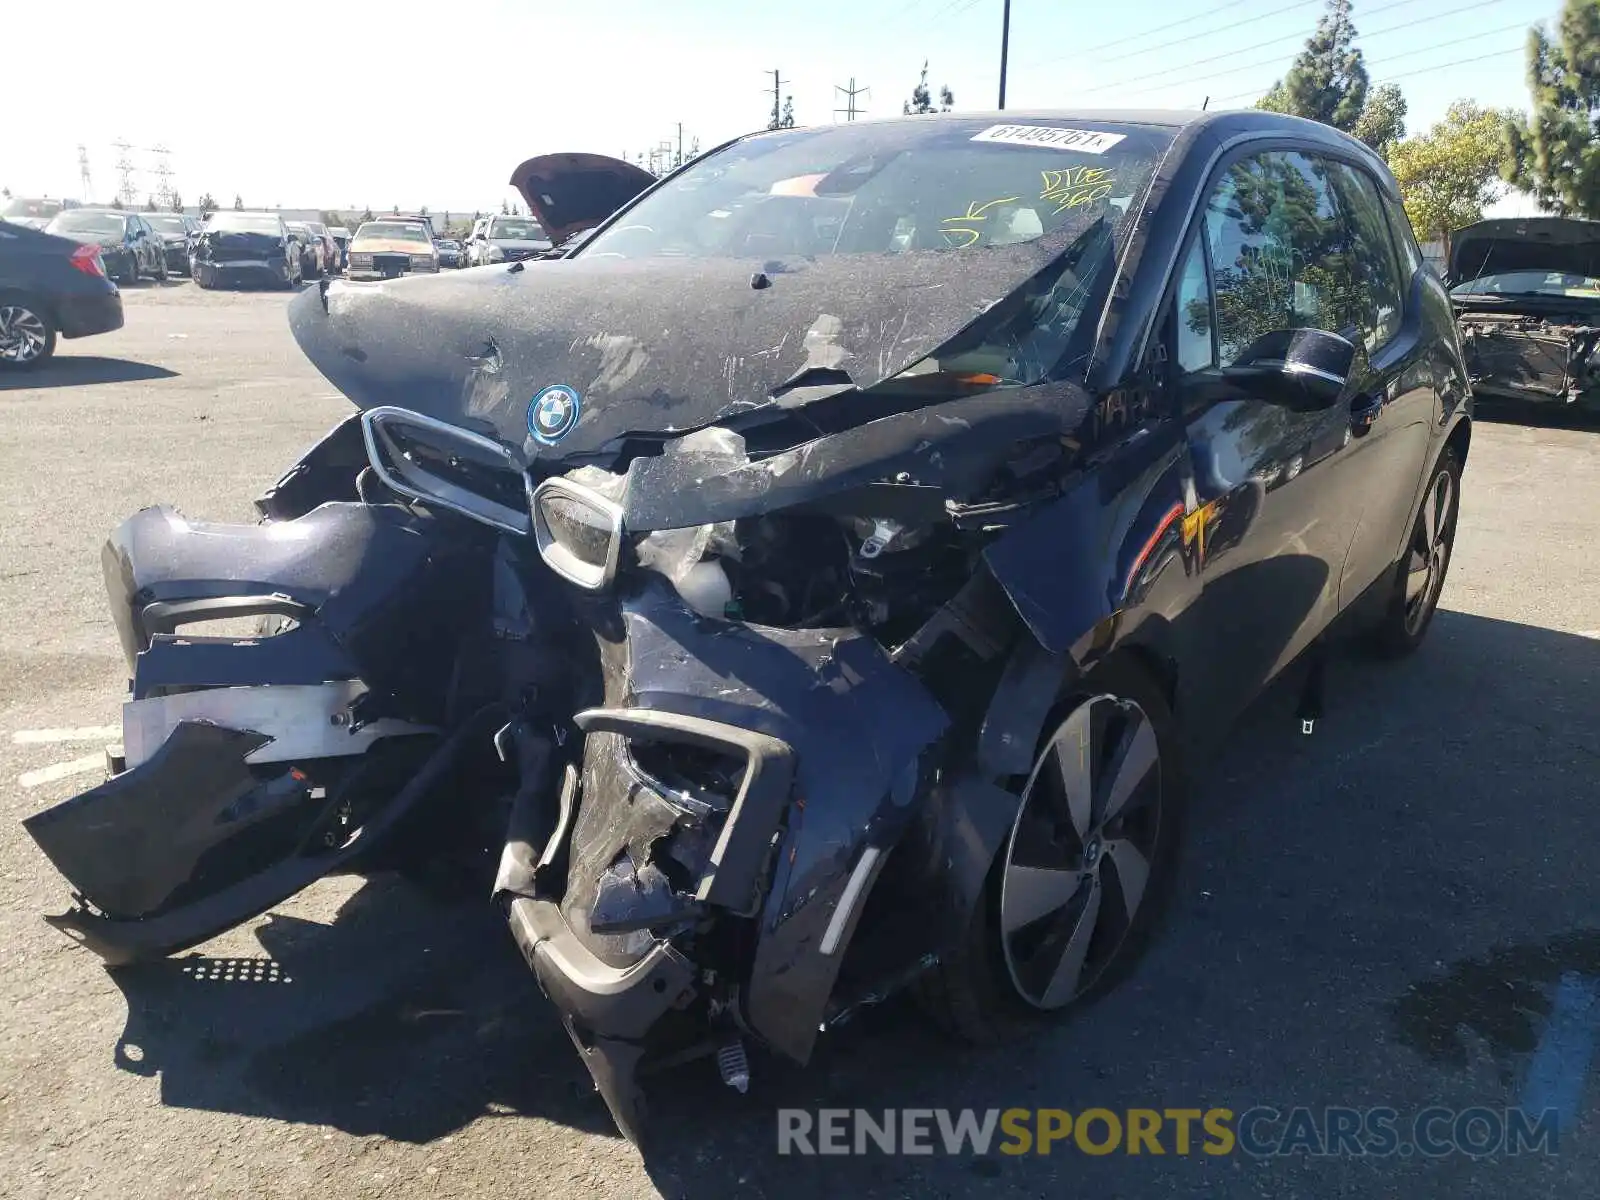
[1457,310,1600,403]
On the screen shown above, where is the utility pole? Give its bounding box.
[766,68,789,130]
[998,0,1012,110]
[112,138,136,208]
[834,77,870,122]
[676,122,684,169]
[77,145,93,203]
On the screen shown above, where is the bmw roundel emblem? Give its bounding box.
[528,384,582,444]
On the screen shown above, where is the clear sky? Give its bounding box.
[4,0,1556,215]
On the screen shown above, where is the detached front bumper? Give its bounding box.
[23,501,490,963]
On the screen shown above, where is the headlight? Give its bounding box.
[531,473,624,590]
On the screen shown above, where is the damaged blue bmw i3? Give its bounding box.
[23,109,1472,1140]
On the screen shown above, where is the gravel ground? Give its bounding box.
[2,281,1599,1199]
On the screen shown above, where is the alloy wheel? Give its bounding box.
[999,694,1163,1010]
[0,306,49,364]
[1403,468,1455,635]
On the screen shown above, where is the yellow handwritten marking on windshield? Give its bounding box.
[1040,167,1115,214]
[940,196,1021,248]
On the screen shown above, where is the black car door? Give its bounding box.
[1318,161,1438,606]
[128,216,150,271]
[1165,147,1372,736]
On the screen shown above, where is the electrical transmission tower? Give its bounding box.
[146,145,174,209]
[834,77,870,122]
[111,139,136,207]
[77,145,93,203]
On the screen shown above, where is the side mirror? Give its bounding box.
[1222,327,1358,410]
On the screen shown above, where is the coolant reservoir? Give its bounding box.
[677,560,733,619]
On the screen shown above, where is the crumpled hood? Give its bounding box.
[1451,217,1600,283]
[288,236,1074,465]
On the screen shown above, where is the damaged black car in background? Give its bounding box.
[23,112,1472,1140]
[1449,216,1600,407]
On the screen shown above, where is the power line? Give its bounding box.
[1088,0,1444,78]
[1086,0,1475,87]
[1110,0,1517,100]
[1211,41,1524,104]
[1377,43,1525,82]
[1016,0,1267,68]
[1094,0,1504,98]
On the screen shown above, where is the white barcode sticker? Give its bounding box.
[970,124,1127,154]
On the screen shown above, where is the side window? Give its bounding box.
[1202,150,1347,366]
[1385,191,1424,277]
[1172,235,1215,374]
[1327,162,1405,350]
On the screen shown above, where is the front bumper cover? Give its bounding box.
[500,580,950,1136]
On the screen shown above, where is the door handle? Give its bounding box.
[1350,392,1382,436]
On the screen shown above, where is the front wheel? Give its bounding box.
[156,254,170,282]
[919,659,1184,1042]
[122,256,139,284]
[1368,446,1461,658]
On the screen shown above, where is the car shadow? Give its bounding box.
[0,356,178,390]
[103,610,1600,1193]
[109,874,618,1143]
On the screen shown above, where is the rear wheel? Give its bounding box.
[1369,447,1461,658]
[0,300,57,369]
[919,659,1184,1042]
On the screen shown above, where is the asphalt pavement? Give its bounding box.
[2,280,1599,1199]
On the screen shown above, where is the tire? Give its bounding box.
[123,255,139,284]
[1368,446,1462,659]
[156,254,170,282]
[0,299,58,369]
[918,657,1185,1044]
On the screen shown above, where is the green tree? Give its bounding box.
[1,187,10,199]
[361,206,374,222]
[1505,0,1600,218]
[903,61,955,114]
[1352,83,1408,156]
[233,194,244,210]
[170,192,183,213]
[319,210,342,229]
[197,192,219,217]
[1257,0,1370,133]
[144,195,158,211]
[1389,101,1514,258]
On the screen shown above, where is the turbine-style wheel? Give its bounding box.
[1404,466,1455,636]
[1372,446,1461,657]
[0,302,56,368]
[1000,694,1163,1009]
[917,660,1183,1042]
